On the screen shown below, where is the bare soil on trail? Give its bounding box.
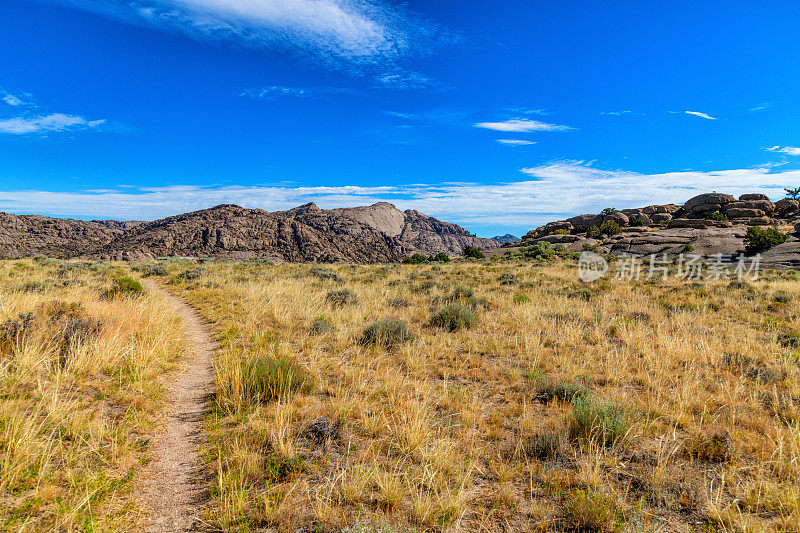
[136,279,216,532]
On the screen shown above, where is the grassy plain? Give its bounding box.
[150,258,800,532]
[0,258,183,531]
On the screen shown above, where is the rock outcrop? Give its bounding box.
[519,192,800,268]
[333,202,499,255]
[0,202,498,262]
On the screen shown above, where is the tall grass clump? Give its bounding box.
[570,396,631,446]
[241,355,315,404]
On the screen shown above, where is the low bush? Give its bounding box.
[263,453,304,483]
[310,318,335,335]
[242,355,315,403]
[325,288,358,307]
[560,488,622,532]
[105,276,144,298]
[359,319,415,349]
[402,253,429,264]
[309,266,345,283]
[535,378,591,403]
[744,226,787,254]
[428,303,477,331]
[570,396,631,446]
[429,252,450,263]
[498,273,517,285]
[178,267,206,280]
[513,294,530,304]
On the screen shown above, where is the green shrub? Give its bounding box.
[106,276,144,298]
[429,252,450,263]
[560,489,622,532]
[309,266,344,283]
[325,288,358,307]
[570,396,631,446]
[704,212,728,221]
[600,207,619,216]
[513,294,530,304]
[178,266,206,280]
[359,319,415,349]
[428,303,477,331]
[778,332,800,348]
[263,453,304,482]
[463,245,485,259]
[599,220,621,236]
[774,291,792,304]
[242,355,315,403]
[402,253,429,264]
[744,226,788,254]
[498,273,517,285]
[310,318,335,335]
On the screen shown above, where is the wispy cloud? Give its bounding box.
[766,145,800,156]
[497,139,536,145]
[2,93,33,107]
[3,161,797,233]
[750,102,773,112]
[474,119,573,132]
[239,85,358,99]
[0,113,106,135]
[684,110,717,120]
[46,0,446,77]
[600,110,644,116]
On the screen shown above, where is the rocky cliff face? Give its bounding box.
[0,202,497,262]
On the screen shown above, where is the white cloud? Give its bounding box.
[497,139,536,145]
[766,145,800,156]
[48,0,443,73]
[684,110,717,120]
[3,161,798,234]
[2,93,32,106]
[474,119,573,132]
[0,113,106,135]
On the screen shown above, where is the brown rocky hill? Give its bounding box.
[0,202,498,262]
[0,212,141,258]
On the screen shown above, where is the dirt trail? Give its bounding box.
[137,279,215,532]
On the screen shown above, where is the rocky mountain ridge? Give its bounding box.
[0,202,498,262]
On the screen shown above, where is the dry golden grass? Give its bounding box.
[0,258,183,531]
[147,258,800,532]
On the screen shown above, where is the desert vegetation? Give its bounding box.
[0,258,183,530]
[136,256,800,532]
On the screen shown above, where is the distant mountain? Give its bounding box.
[0,202,499,262]
[491,234,520,243]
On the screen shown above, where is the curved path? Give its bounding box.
[137,279,216,532]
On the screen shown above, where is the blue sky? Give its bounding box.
[2,0,800,237]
